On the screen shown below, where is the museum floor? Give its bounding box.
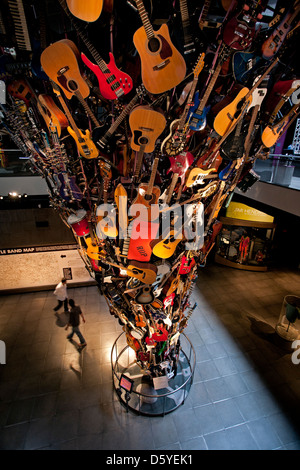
[0,262,300,450]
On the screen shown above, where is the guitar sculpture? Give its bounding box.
[133,0,186,94]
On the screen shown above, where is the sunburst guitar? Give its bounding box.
[133,0,186,94]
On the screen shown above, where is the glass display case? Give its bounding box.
[215,202,276,271]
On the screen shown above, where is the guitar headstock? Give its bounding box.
[136,84,146,99]
[193,53,205,78]
[99,159,112,179]
[51,80,61,97]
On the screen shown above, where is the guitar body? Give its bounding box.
[160,118,190,156]
[152,230,182,259]
[127,220,159,262]
[67,126,99,159]
[213,87,251,136]
[187,91,210,131]
[81,52,133,100]
[232,52,263,85]
[129,105,166,152]
[7,79,34,107]
[261,119,290,148]
[167,151,194,184]
[37,94,69,137]
[132,184,161,216]
[135,286,155,304]
[186,167,217,187]
[127,260,158,284]
[41,39,90,100]
[66,0,103,22]
[261,8,297,60]
[223,16,254,51]
[133,23,186,94]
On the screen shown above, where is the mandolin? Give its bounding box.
[58,0,133,100]
[133,0,186,94]
[160,53,205,156]
[41,39,90,101]
[65,0,103,22]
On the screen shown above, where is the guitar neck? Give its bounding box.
[135,0,155,39]
[58,0,108,73]
[179,0,195,52]
[166,173,179,205]
[197,61,223,113]
[52,84,82,139]
[74,90,100,128]
[134,143,146,180]
[101,92,141,142]
[244,58,279,103]
[146,156,159,196]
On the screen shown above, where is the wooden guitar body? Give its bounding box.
[129,105,166,153]
[66,0,103,22]
[37,94,69,137]
[213,87,251,136]
[67,126,99,159]
[41,39,90,100]
[133,23,186,94]
[127,260,158,284]
[81,52,133,100]
[152,229,183,259]
[132,184,161,216]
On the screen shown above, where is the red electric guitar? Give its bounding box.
[58,0,133,100]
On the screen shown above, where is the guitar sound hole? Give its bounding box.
[148,37,160,53]
[68,80,78,91]
[139,136,148,145]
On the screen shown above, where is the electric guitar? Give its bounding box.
[261,2,300,60]
[188,47,230,131]
[96,162,118,238]
[133,0,186,94]
[94,85,146,154]
[178,0,197,59]
[160,151,194,204]
[65,0,103,22]
[160,53,205,156]
[58,0,133,100]
[222,1,266,51]
[51,81,99,159]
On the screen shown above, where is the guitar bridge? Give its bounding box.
[153,59,170,71]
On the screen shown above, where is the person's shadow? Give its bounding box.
[54,311,69,327]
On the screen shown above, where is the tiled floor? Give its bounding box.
[0,262,300,450]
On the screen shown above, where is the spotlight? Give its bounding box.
[8,191,18,198]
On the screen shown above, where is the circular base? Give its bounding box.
[111,333,195,416]
[275,323,299,341]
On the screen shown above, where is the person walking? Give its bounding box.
[65,298,87,347]
[53,278,68,312]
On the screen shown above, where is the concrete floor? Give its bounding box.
[0,262,300,450]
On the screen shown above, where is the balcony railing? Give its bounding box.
[253,154,300,191]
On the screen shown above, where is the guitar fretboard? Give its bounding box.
[135,0,154,39]
[8,0,31,51]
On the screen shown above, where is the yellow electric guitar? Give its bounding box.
[186,167,218,188]
[133,0,186,94]
[51,80,99,159]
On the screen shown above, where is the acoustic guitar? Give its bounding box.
[126,260,158,285]
[133,0,186,94]
[37,94,69,137]
[65,0,103,22]
[41,39,90,101]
